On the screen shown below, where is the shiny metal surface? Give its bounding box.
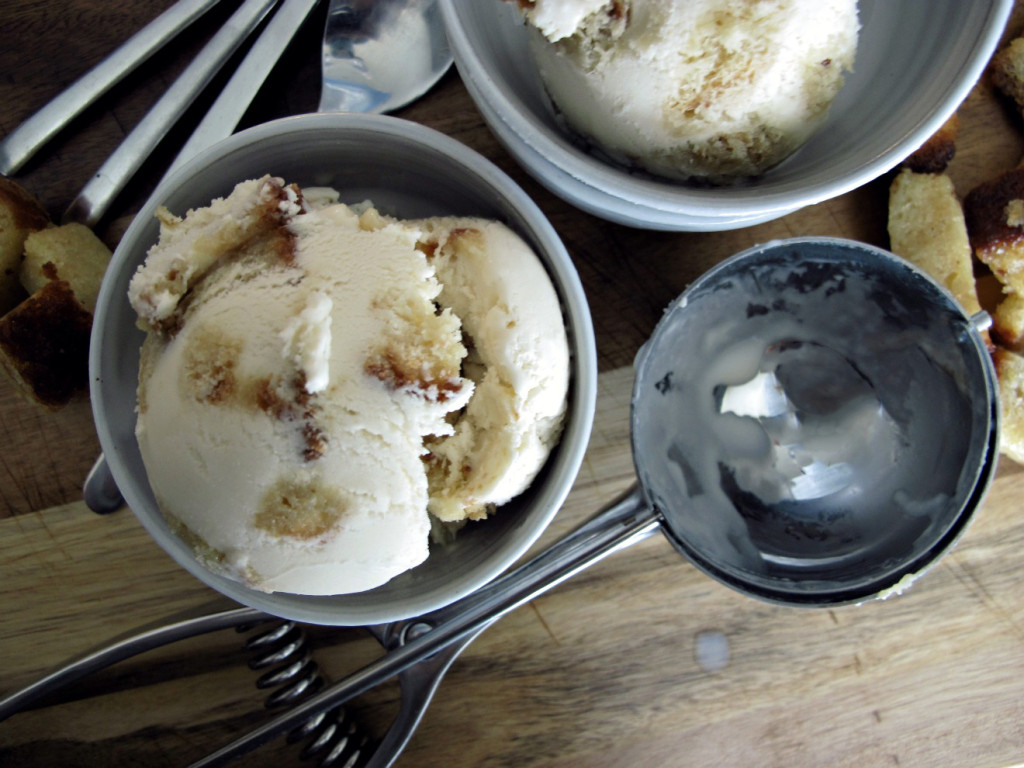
[62,0,279,227]
[0,0,224,176]
[634,238,1000,604]
[319,0,452,113]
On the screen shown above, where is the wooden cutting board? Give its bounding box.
[2,366,1023,767]
[2,1,1024,765]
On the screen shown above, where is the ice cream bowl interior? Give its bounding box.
[89,113,597,626]
[439,0,1012,231]
[632,238,999,604]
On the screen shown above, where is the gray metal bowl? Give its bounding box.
[633,238,999,604]
[440,0,1012,231]
[89,113,597,626]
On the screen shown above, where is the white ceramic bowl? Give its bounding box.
[89,113,597,626]
[439,0,1012,231]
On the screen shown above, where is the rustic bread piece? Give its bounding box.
[993,347,1024,465]
[963,166,1024,293]
[991,37,1024,111]
[901,113,959,174]
[20,222,112,313]
[0,176,50,315]
[992,291,1024,349]
[0,280,92,409]
[888,168,983,316]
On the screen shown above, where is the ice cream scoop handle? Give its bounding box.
[0,605,268,722]
[190,486,661,767]
[0,0,222,176]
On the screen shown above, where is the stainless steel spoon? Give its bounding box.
[318,0,452,114]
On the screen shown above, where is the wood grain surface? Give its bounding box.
[2,1,1024,766]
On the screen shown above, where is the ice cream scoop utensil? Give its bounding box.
[0,600,485,768]
[318,0,452,114]
[191,237,999,766]
[0,0,224,176]
[0,605,270,720]
[190,489,660,766]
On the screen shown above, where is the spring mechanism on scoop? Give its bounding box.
[240,621,373,767]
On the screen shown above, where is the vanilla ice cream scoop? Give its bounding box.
[409,216,570,521]
[128,176,570,595]
[518,0,859,182]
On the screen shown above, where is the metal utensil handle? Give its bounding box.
[365,620,495,768]
[0,0,223,176]
[162,0,320,181]
[83,453,124,514]
[0,605,269,721]
[190,485,661,767]
[62,0,279,227]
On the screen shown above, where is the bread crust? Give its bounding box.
[0,280,92,409]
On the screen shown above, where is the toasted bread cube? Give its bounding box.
[994,347,1024,465]
[992,292,1024,349]
[888,168,982,315]
[0,176,50,315]
[963,166,1024,294]
[992,37,1024,111]
[901,113,958,174]
[21,222,111,313]
[0,280,92,409]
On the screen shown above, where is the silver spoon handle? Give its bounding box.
[63,0,279,227]
[162,0,321,181]
[190,486,661,767]
[0,0,223,176]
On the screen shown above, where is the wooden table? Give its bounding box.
[3,2,1024,766]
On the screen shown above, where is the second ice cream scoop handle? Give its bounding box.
[190,486,661,767]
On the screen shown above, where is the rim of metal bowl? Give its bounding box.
[439,0,1012,222]
[88,112,597,626]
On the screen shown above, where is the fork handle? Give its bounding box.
[0,0,223,176]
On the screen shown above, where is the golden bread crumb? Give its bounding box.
[888,168,982,316]
[0,280,92,408]
[21,222,112,313]
[0,176,50,315]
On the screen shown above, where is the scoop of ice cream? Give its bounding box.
[514,0,619,42]
[406,216,570,521]
[128,176,569,595]
[519,0,859,182]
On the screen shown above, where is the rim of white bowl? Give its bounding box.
[440,0,1013,223]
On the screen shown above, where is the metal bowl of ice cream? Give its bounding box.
[89,112,597,626]
[440,0,1011,231]
[632,238,999,603]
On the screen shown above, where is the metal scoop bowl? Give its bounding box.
[634,237,999,604]
[192,236,999,764]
